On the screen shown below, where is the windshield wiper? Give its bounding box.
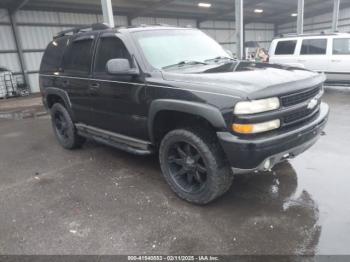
[204,56,235,63]
[162,60,208,70]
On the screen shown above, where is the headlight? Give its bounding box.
[234,97,280,115]
[232,119,281,134]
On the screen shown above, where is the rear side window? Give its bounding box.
[94,37,131,73]
[300,39,327,55]
[275,40,297,55]
[63,37,94,76]
[40,36,69,73]
[333,38,350,55]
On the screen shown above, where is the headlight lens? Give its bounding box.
[232,119,281,134]
[234,97,280,115]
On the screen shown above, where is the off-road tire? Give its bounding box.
[159,127,233,204]
[50,103,85,149]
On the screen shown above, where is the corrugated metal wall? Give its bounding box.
[278,7,350,34]
[0,9,274,93]
[0,9,21,75]
[200,21,274,52]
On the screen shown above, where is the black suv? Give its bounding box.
[39,23,329,204]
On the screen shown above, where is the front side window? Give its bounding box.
[275,40,297,55]
[333,38,350,55]
[133,29,230,69]
[94,37,131,73]
[300,39,327,55]
[63,38,94,75]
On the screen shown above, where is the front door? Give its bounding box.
[90,34,148,140]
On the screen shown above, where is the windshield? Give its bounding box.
[133,29,231,70]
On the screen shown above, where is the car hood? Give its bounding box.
[161,62,325,99]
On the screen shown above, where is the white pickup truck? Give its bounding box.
[269,33,350,83]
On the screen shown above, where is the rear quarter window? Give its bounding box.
[40,36,69,74]
[274,40,297,55]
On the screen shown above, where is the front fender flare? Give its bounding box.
[148,99,227,143]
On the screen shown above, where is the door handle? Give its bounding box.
[89,83,100,89]
[62,79,69,87]
[331,59,341,62]
[297,60,306,63]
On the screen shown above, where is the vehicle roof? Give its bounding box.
[273,32,350,40]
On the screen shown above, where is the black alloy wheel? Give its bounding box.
[167,141,208,194]
[53,110,70,141]
[50,103,85,149]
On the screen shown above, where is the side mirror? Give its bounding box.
[106,58,139,75]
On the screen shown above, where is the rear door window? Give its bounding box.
[300,39,327,55]
[40,36,69,73]
[274,40,297,55]
[333,38,350,55]
[62,36,94,76]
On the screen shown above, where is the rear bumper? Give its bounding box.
[217,102,329,173]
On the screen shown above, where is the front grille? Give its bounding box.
[281,85,321,107]
[283,106,320,125]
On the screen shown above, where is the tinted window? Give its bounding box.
[63,38,94,75]
[300,39,327,55]
[333,38,350,55]
[94,37,131,73]
[275,40,297,55]
[40,36,69,73]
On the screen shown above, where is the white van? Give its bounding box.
[269,33,350,83]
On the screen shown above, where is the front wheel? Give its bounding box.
[159,128,233,204]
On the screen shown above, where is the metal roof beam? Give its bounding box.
[9,0,30,14]
[130,0,176,20]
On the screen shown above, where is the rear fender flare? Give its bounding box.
[44,87,75,120]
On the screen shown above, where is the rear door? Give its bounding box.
[295,37,330,72]
[90,33,148,139]
[60,33,97,124]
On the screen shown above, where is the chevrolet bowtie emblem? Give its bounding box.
[307,98,318,110]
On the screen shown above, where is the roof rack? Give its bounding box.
[275,31,348,38]
[54,23,111,39]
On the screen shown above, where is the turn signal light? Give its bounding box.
[232,119,281,134]
[232,124,254,134]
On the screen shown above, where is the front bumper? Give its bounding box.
[217,102,329,173]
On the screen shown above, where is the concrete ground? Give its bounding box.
[0,89,349,255]
[0,95,46,120]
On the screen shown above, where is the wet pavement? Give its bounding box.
[0,89,349,255]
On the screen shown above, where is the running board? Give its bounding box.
[75,123,153,155]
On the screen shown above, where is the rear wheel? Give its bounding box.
[159,128,233,204]
[50,103,85,149]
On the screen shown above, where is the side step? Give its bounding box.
[75,123,153,155]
